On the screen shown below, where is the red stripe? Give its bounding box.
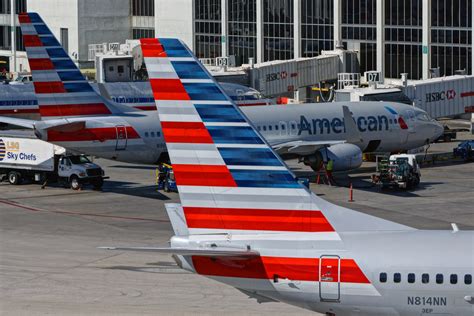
[23,35,43,47]
[184,207,335,232]
[461,92,474,98]
[29,58,55,71]
[172,164,237,187]
[47,126,139,142]
[133,105,156,111]
[0,109,39,114]
[18,13,32,24]
[34,82,66,94]
[192,256,370,284]
[140,38,167,58]
[149,79,190,101]
[161,121,214,143]
[39,103,111,117]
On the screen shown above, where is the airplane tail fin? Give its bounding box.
[140,38,414,237]
[19,12,116,119]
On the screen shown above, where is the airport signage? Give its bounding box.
[364,71,382,84]
[425,89,456,103]
[266,71,288,82]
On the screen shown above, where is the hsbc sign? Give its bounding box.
[425,89,456,103]
[266,71,288,82]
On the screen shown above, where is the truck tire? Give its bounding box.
[92,178,103,190]
[8,171,22,185]
[70,176,82,190]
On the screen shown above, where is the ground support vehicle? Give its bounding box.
[453,140,474,161]
[156,163,178,193]
[0,137,106,190]
[372,154,421,190]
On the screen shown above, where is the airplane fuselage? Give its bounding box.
[173,230,474,316]
[38,102,442,165]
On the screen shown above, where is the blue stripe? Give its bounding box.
[28,13,43,23]
[194,103,245,122]
[183,83,227,101]
[40,35,61,47]
[208,126,263,144]
[219,148,282,166]
[384,106,398,115]
[47,48,69,58]
[171,61,208,79]
[159,38,192,57]
[64,82,94,93]
[58,71,85,82]
[52,59,77,70]
[230,170,300,188]
[34,24,51,35]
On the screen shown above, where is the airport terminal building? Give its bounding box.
[156,0,473,80]
[0,0,472,82]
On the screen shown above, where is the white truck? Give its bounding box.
[0,137,106,190]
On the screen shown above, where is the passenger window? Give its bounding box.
[157,131,161,136]
[379,273,387,283]
[275,125,279,130]
[394,273,401,283]
[257,126,261,131]
[281,125,285,130]
[268,126,272,131]
[263,126,267,131]
[291,124,296,129]
[436,274,443,284]
[145,132,149,137]
[408,273,415,283]
[151,132,155,137]
[450,274,457,284]
[465,274,472,285]
[422,273,429,284]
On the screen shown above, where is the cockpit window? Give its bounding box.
[416,112,431,121]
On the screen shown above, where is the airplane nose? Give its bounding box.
[431,121,444,142]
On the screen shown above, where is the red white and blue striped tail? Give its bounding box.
[19,12,113,119]
[140,38,412,237]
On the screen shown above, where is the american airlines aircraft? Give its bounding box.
[1,13,443,172]
[101,37,473,316]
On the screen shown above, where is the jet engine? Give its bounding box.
[302,143,363,172]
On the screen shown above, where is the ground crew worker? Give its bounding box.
[326,158,335,185]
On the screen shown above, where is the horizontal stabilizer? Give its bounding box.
[99,246,260,257]
[0,116,35,129]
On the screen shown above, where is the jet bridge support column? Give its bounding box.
[256,0,264,64]
[333,0,342,49]
[422,0,430,79]
[376,0,384,80]
[221,0,228,58]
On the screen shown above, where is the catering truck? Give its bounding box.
[0,137,106,190]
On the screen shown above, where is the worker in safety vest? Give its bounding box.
[325,158,335,185]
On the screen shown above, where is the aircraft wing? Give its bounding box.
[99,246,260,258]
[0,116,35,129]
[273,140,346,155]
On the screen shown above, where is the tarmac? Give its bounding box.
[1,134,473,315]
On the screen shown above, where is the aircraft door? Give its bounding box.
[319,255,340,302]
[279,121,288,137]
[115,125,128,151]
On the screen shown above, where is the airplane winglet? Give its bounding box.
[343,105,363,144]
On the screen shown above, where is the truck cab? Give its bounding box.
[58,155,105,190]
